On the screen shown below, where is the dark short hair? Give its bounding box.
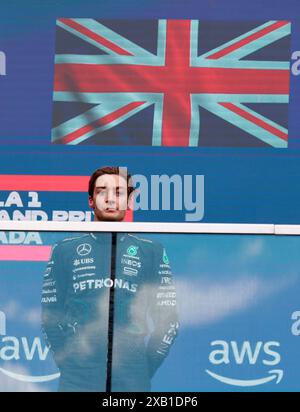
[88,166,135,198]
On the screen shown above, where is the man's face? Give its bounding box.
[89,174,129,221]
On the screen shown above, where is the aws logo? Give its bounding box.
[206,340,283,387]
[0,311,60,383]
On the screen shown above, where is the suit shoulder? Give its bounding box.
[127,233,153,244]
[53,234,90,250]
[126,233,164,253]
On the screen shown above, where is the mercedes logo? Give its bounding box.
[76,243,92,256]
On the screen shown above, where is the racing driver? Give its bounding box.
[41,166,179,392]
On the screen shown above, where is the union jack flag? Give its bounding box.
[52,19,291,147]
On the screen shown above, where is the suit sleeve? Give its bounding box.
[146,243,180,378]
[41,243,68,367]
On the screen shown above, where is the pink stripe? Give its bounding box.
[0,175,89,191]
[59,18,133,56]
[0,246,51,261]
[60,102,145,144]
[220,102,288,141]
[207,21,289,59]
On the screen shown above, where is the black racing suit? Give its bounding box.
[41,232,179,392]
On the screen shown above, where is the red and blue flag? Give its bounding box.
[52,19,291,147]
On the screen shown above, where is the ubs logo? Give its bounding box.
[76,243,92,256]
